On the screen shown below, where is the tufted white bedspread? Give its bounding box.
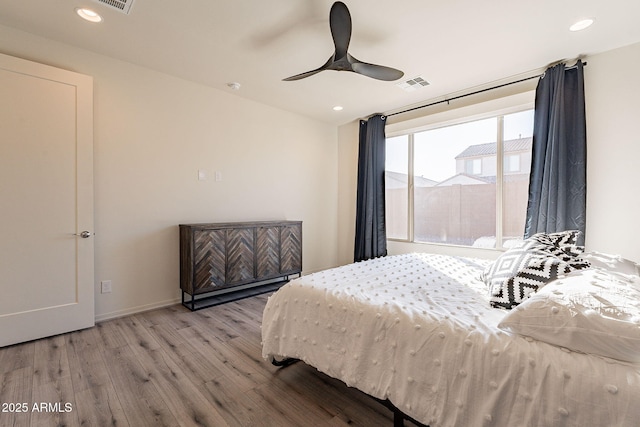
[261,253,640,427]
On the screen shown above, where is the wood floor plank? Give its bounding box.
[73,383,131,427]
[227,335,280,379]
[211,306,264,343]
[32,335,71,387]
[0,341,35,373]
[251,379,334,426]
[129,346,230,427]
[177,309,241,343]
[0,293,398,427]
[66,341,112,393]
[102,345,180,427]
[136,304,190,328]
[145,323,226,384]
[94,319,129,350]
[65,328,131,427]
[114,315,162,353]
[201,375,271,426]
[30,375,80,427]
[182,322,272,390]
[0,367,33,427]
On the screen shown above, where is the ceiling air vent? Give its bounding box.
[396,76,430,92]
[92,0,135,15]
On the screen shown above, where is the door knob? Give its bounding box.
[76,231,93,238]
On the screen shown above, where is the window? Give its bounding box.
[385,109,534,249]
[385,135,409,240]
[465,158,482,175]
[504,154,521,173]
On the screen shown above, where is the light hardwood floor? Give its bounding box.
[0,293,395,427]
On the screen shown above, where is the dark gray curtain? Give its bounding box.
[354,114,387,262]
[524,61,587,244]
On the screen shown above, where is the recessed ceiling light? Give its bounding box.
[75,8,103,23]
[569,18,594,32]
[333,106,344,111]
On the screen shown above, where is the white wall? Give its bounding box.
[0,25,339,320]
[584,42,640,262]
[338,41,640,265]
[337,121,359,264]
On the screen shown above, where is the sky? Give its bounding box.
[386,109,534,182]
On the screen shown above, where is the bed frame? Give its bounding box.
[271,357,428,427]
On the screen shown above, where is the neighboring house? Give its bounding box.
[454,136,532,178]
[434,173,491,187]
[385,170,438,189]
[386,137,532,188]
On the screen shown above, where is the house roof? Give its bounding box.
[435,173,492,187]
[385,171,438,189]
[455,137,532,159]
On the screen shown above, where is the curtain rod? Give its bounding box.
[386,61,587,119]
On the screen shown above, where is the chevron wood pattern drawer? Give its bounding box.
[180,221,302,310]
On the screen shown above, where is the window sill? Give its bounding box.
[386,239,502,261]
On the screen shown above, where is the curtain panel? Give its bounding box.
[524,61,587,244]
[354,114,387,262]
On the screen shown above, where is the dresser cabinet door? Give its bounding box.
[280,224,302,274]
[193,229,226,293]
[226,228,255,285]
[256,226,280,280]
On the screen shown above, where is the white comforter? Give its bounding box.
[261,253,640,427]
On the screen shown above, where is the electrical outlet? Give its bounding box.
[101,280,112,293]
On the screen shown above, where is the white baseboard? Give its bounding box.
[95,297,181,323]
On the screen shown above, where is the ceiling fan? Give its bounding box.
[283,1,404,82]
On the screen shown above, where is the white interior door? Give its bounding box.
[0,53,94,347]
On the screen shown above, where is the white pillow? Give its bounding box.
[579,251,639,277]
[498,269,640,363]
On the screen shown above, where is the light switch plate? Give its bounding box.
[101,280,112,293]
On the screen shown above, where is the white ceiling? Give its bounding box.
[1,0,639,125]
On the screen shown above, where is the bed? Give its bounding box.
[261,234,640,426]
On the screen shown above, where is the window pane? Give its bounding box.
[502,110,534,247]
[413,118,497,246]
[385,135,409,240]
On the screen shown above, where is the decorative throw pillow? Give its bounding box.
[577,251,639,278]
[498,269,640,363]
[529,230,588,264]
[531,230,580,246]
[484,231,590,310]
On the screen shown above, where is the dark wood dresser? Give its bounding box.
[179,221,302,310]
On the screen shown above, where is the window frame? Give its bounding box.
[385,100,534,251]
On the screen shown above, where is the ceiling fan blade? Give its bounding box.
[283,1,405,82]
[329,1,351,58]
[351,57,404,81]
[283,56,333,81]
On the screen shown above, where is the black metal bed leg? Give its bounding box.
[271,357,299,367]
[393,410,405,427]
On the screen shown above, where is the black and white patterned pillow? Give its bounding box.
[484,232,590,309]
[529,230,590,267]
[531,230,580,246]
